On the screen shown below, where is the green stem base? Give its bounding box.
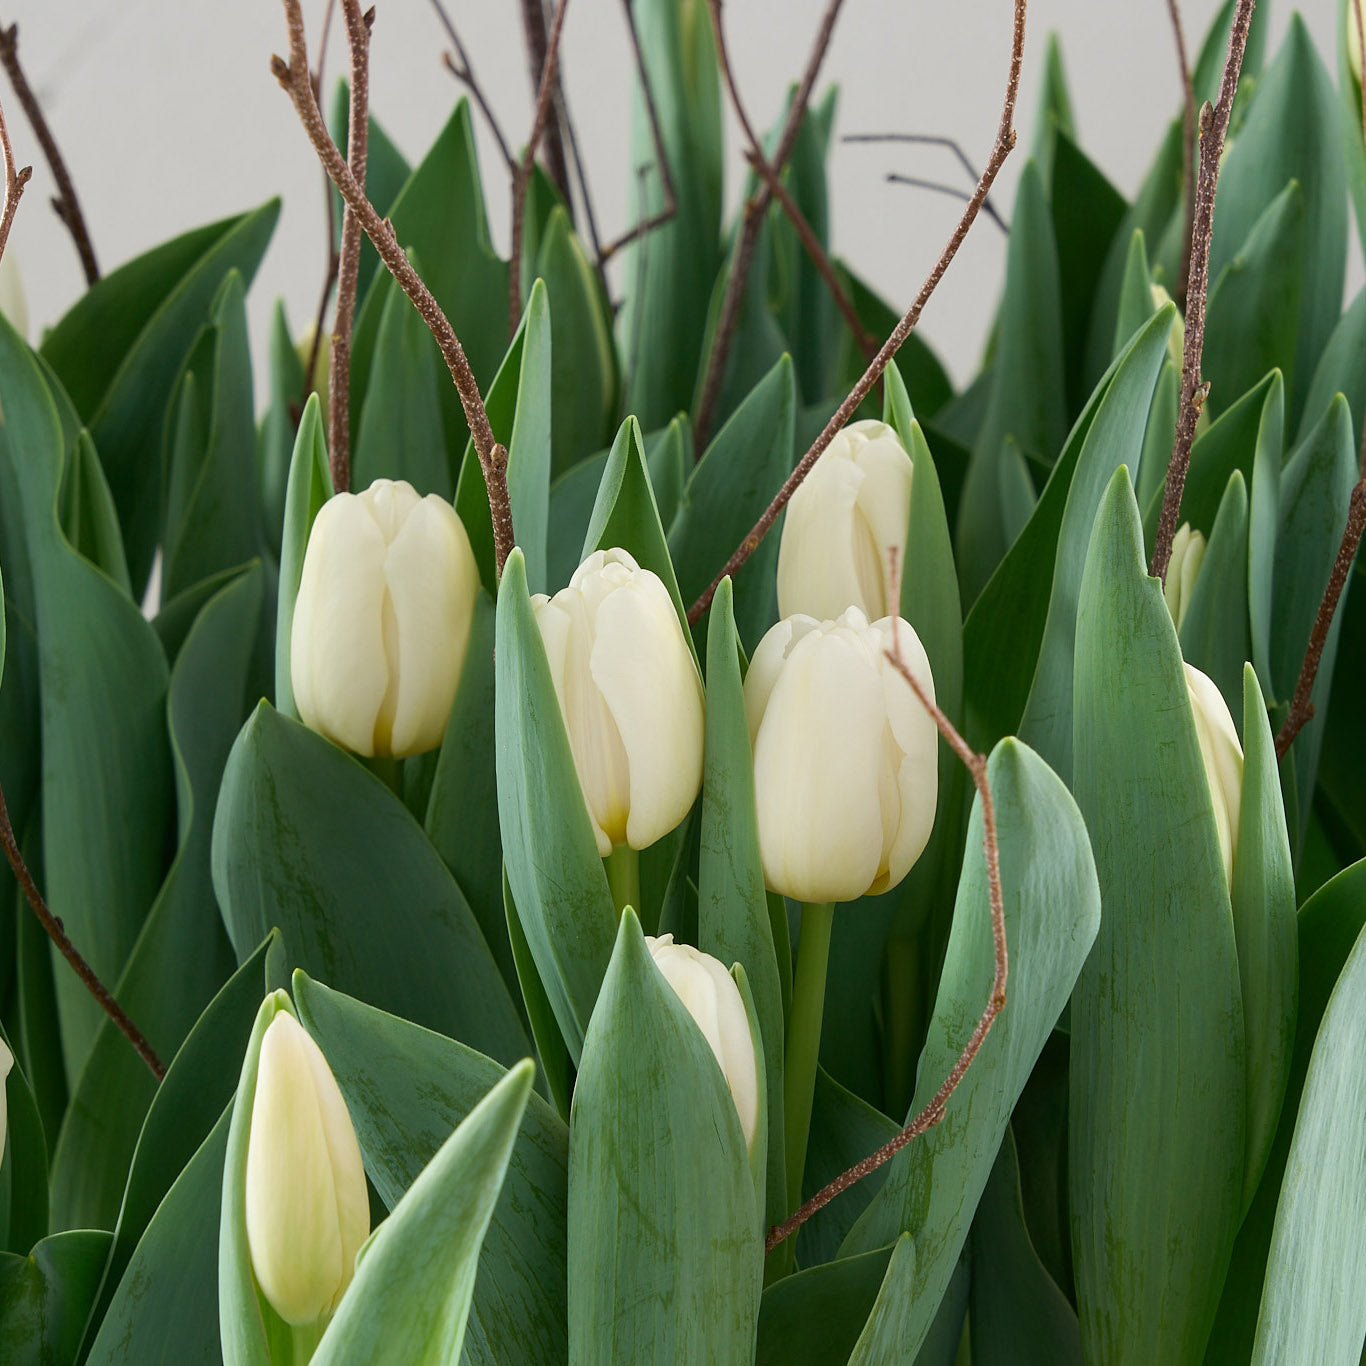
[783,900,836,1217]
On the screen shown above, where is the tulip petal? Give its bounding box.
[777,457,869,622]
[1184,663,1243,885]
[877,621,940,892]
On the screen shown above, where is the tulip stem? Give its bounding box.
[604,845,641,920]
[290,1319,326,1363]
[783,900,835,1215]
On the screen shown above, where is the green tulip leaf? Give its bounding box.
[755,1245,896,1366]
[454,277,552,595]
[1251,908,1366,1363]
[1299,283,1366,455]
[1069,467,1245,1363]
[619,0,722,428]
[0,1020,48,1256]
[0,1230,113,1365]
[257,299,306,559]
[212,701,528,1068]
[1016,305,1175,780]
[846,1233,919,1364]
[957,158,1066,603]
[50,562,258,1232]
[352,250,452,499]
[841,737,1101,1366]
[1110,230,1155,361]
[58,428,132,596]
[0,311,173,1084]
[494,547,616,1062]
[312,1060,535,1366]
[569,908,761,1363]
[1247,373,1287,693]
[699,577,786,1228]
[41,201,279,594]
[294,972,568,1364]
[1210,15,1346,427]
[669,354,796,651]
[964,304,1174,750]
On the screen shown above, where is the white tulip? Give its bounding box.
[0,1037,12,1160]
[244,1010,370,1327]
[1164,523,1207,632]
[1184,663,1243,888]
[291,478,480,757]
[645,934,760,1152]
[532,548,704,856]
[745,608,938,904]
[776,420,913,624]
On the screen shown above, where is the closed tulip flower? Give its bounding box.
[1185,663,1243,887]
[646,934,760,1152]
[1164,523,1207,632]
[245,1010,370,1327]
[291,478,480,757]
[776,420,913,623]
[0,1037,11,1159]
[532,548,704,856]
[745,607,938,904]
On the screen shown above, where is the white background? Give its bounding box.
[0,1,1349,392]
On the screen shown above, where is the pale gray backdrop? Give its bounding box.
[0,2,1347,390]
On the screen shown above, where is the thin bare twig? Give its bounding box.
[326,0,372,493]
[687,0,1029,625]
[694,0,846,452]
[273,0,516,573]
[509,0,570,338]
[766,573,1007,1253]
[845,132,1008,232]
[597,0,678,264]
[741,148,878,359]
[0,782,164,1080]
[0,90,31,259]
[1150,0,1257,584]
[431,1,516,171]
[519,0,572,205]
[1166,0,1197,309]
[0,23,97,284]
[886,173,1009,234]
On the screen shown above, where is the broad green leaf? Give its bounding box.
[1248,374,1287,692]
[1017,306,1175,780]
[1070,468,1245,1364]
[968,1129,1083,1365]
[755,1245,895,1366]
[958,161,1067,603]
[621,0,723,428]
[1207,858,1366,1363]
[1009,1031,1072,1295]
[454,278,553,595]
[212,701,527,1068]
[1204,180,1305,422]
[569,908,761,1363]
[294,973,570,1366]
[1030,33,1076,183]
[842,737,1101,1366]
[846,1233,919,1364]
[349,102,508,459]
[50,563,257,1231]
[669,355,796,650]
[1338,0,1366,263]
[273,392,333,720]
[86,1109,229,1365]
[1211,16,1346,427]
[1318,562,1366,852]
[1192,0,1270,102]
[352,252,451,499]
[1134,360,1179,542]
[257,299,306,559]
[0,1229,113,1364]
[1251,907,1366,1363]
[161,270,262,602]
[313,1059,535,1366]
[1110,230,1156,361]
[963,305,1175,749]
[46,202,279,593]
[0,313,172,1083]
[78,937,278,1362]
[1298,283,1366,455]
[699,578,785,1227]
[494,548,615,1061]
[0,1021,48,1255]
[58,430,131,596]
[535,206,618,479]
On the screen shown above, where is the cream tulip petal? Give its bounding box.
[752,628,886,903]
[565,589,630,852]
[853,433,914,615]
[745,616,820,745]
[1185,663,1243,885]
[362,477,423,542]
[0,1038,11,1158]
[382,498,478,756]
[291,495,391,756]
[776,457,868,621]
[590,580,704,850]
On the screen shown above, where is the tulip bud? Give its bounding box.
[291,478,480,757]
[244,1010,370,1327]
[1350,0,1364,86]
[0,1037,12,1160]
[532,548,704,856]
[1163,523,1207,631]
[776,420,913,623]
[645,935,760,1151]
[744,607,938,904]
[1184,663,1243,888]
[295,321,329,415]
